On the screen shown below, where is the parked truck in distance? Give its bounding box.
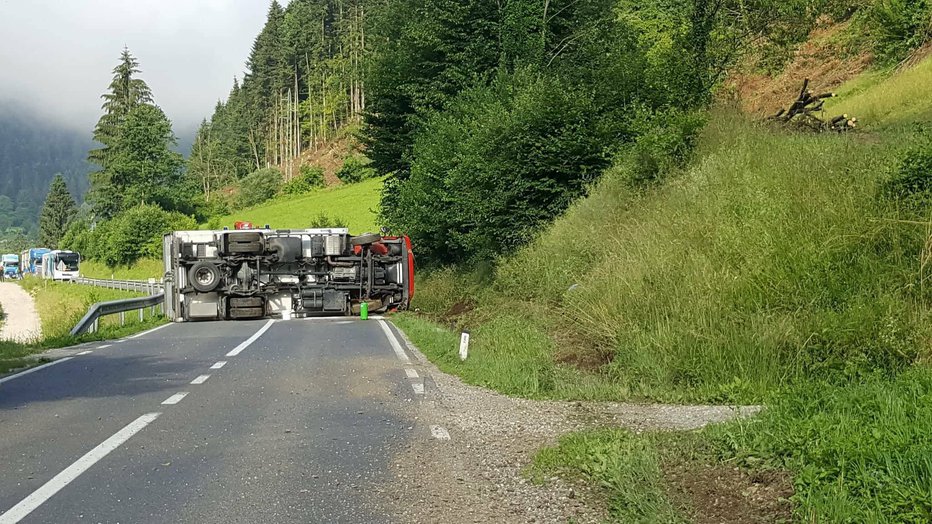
[2,254,19,279]
[163,227,414,321]
[40,250,81,281]
[20,248,50,275]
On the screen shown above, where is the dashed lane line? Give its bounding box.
[0,412,161,524]
[161,392,189,405]
[226,320,275,357]
[210,361,227,370]
[76,351,92,356]
[405,368,419,379]
[190,375,211,385]
[96,344,111,349]
[412,383,425,395]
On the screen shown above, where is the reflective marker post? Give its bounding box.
[459,330,470,361]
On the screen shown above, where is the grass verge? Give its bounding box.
[80,258,163,280]
[0,278,166,375]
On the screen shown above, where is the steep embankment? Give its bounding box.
[399,52,932,522]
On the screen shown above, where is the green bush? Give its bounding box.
[620,107,707,187]
[867,0,932,62]
[335,155,377,184]
[73,205,196,267]
[236,168,282,209]
[386,71,615,265]
[308,212,348,228]
[281,165,325,195]
[880,138,932,210]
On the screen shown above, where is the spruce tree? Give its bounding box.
[88,48,154,218]
[38,174,76,249]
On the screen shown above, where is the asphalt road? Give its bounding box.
[0,317,424,523]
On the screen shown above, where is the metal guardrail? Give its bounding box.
[73,277,164,294]
[70,293,165,336]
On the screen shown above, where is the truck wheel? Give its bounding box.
[189,261,221,293]
[350,233,381,246]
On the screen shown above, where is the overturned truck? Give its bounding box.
[162,228,414,321]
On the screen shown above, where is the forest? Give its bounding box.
[22,0,927,270]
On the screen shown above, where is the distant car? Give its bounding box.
[162,227,414,321]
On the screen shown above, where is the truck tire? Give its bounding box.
[350,233,381,246]
[189,261,221,293]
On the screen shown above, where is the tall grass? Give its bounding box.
[408,109,931,402]
[80,258,164,280]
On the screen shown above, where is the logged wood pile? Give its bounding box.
[770,78,857,132]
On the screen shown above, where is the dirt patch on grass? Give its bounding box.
[664,461,794,524]
[300,134,358,185]
[727,20,873,117]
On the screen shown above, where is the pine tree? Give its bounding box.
[109,104,186,212]
[88,48,153,168]
[38,174,76,249]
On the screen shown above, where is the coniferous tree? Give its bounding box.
[87,48,155,218]
[38,174,76,249]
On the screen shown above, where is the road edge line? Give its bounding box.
[226,320,275,357]
[0,357,74,386]
[0,412,161,524]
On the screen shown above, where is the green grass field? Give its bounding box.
[402,54,932,521]
[81,258,164,280]
[216,177,383,233]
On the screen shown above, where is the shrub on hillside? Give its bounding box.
[386,71,616,265]
[281,165,325,195]
[65,205,196,267]
[336,155,377,184]
[880,139,932,210]
[620,107,707,187]
[236,168,282,208]
[867,0,932,62]
[308,212,348,228]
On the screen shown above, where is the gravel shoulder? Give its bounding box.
[388,326,761,523]
[0,282,42,343]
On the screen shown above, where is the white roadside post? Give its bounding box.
[459,330,470,361]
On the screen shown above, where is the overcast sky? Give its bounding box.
[0,0,275,136]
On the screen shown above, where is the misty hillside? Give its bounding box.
[0,102,91,234]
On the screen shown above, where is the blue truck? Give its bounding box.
[2,254,19,279]
[20,248,51,275]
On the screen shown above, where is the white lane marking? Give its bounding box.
[378,320,410,363]
[96,344,111,349]
[210,361,227,370]
[76,351,93,356]
[0,358,73,386]
[161,392,188,405]
[430,425,450,441]
[190,375,211,385]
[226,320,275,357]
[405,368,419,379]
[127,323,171,340]
[0,412,160,524]
[412,383,425,395]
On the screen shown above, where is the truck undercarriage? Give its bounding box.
[163,228,413,321]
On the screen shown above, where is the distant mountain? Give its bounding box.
[0,101,93,234]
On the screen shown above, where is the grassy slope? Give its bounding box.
[403,57,932,521]
[81,258,164,280]
[0,279,164,374]
[217,177,382,233]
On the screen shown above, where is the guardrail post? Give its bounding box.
[120,311,125,326]
[92,318,98,334]
[139,308,144,322]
